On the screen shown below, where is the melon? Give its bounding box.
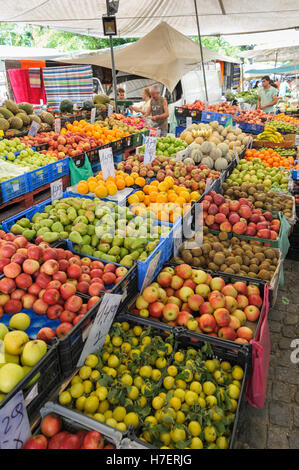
[217,143,229,156]
[215,158,228,171]
[227,133,237,142]
[190,148,203,163]
[201,141,212,154]
[201,156,213,169]
[210,148,222,161]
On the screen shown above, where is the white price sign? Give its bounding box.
[143,136,157,164]
[51,179,63,202]
[295,134,299,146]
[141,251,161,292]
[204,177,213,194]
[54,118,61,133]
[155,129,161,137]
[108,104,113,117]
[0,391,31,449]
[173,223,183,257]
[186,116,192,128]
[90,108,96,123]
[77,293,122,366]
[99,147,115,181]
[233,145,240,164]
[28,121,39,137]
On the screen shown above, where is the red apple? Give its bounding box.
[24,434,48,449]
[237,326,253,341]
[3,262,21,279]
[64,295,83,313]
[56,322,73,338]
[47,304,63,320]
[149,301,164,318]
[143,285,159,303]
[82,431,104,449]
[4,299,22,315]
[244,305,260,322]
[218,326,237,341]
[41,413,62,438]
[199,313,216,333]
[43,288,60,306]
[36,327,56,344]
[60,282,76,300]
[248,294,263,308]
[60,310,76,323]
[23,259,40,275]
[175,264,192,280]
[214,308,230,327]
[33,298,48,315]
[22,293,37,309]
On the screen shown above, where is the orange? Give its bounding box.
[158,182,168,192]
[95,184,108,198]
[156,193,168,204]
[135,177,146,188]
[125,176,134,187]
[87,176,97,183]
[150,180,159,187]
[165,176,174,188]
[190,191,200,201]
[143,185,151,195]
[131,172,139,180]
[115,178,126,190]
[149,191,158,203]
[134,191,145,202]
[88,181,98,193]
[179,191,190,202]
[176,196,186,208]
[128,194,140,205]
[107,183,118,196]
[77,181,89,194]
[106,176,116,184]
[144,195,150,206]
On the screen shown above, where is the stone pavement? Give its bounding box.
[235,258,299,449]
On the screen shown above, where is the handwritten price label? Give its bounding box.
[204,177,213,194]
[50,179,63,202]
[108,104,113,117]
[77,294,122,366]
[90,108,96,123]
[28,121,39,137]
[143,136,157,164]
[99,147,115,181]
[0,391,31,449]
[233,145,240,164]
[186,116,192,128]
[54,118,61,133]
[141,251,161,292]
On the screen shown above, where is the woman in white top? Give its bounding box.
[130,88,151,116]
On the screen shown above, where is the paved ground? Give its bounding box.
[235,258,299,449]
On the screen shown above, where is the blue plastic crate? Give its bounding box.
[2,205,40,232]
[26,165,51,191]
[92,162,101,174]
[0,307,60,339]
[175,126,186,137]
[114,153,123,164]
[49,158,69,182]
[233,120,264,135]
[1,173,29,203]
[201,110,232,125]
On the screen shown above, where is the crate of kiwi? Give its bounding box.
[222,182,296,226]
[173,232,282,307]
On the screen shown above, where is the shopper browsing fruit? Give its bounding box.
[130,88,151,116]
[257,76,278,114]
[144,84,169,135]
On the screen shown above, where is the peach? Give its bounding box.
[220,221,232,232]
[214,308,230,327]
[228,315,241,330]
[170,275,184,290]
[237,326,253,341]
[210,277,226,292]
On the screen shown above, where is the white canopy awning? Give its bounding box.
[239,40,299,63]
[2,1,299,37]
[58,22,240,92]
[0,45,72,60]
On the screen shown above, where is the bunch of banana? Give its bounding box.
[256,125,284,143]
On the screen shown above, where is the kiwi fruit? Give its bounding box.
[231,263,241,273]
[249,264,259,274]
[241,265,249,273]
[224,267,234,274]
[235,255,243,265]
[248,271,258,278]
[201,243,211,255]
[222,241,230,249]
[212,242,223,252]
[191,247,202,257]
[270,264,277,271]
[264,249,275,259]
[243,256,250,266]
[256,252,265,263]
[218,231,228,241]
[214,253,225,266]
[220,264,228,271]
[259,261,271,270]
[208,262,219,271]
[250,257,259,266]
[192,257,201,267]
[203,226,209,235]
[199,256,206,265]
[258,269,271,281]
[182,250,193,264]
[231,237,240,245]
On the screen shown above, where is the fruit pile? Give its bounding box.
[109,113,146,130]
[181,100,205,111]
[0,100,54,135]
[127,177,202,223]
[255,125,283,143]
[265,147,296,157]
[202,191,280,240]
[24,413,114,449]
[234,109,268,124]
[207,102,239,115]
[58,321,244,449]
[223,182,294,219]
[173,233,279,281]
[138,136,188,159]
[0,323,47,397]
[4,148,57,170]
[225,159,290,193]
[0,137,28,156]
[131,265,262,343]
[270,120,298,134]
[273,113,299,125]
[77,171,146,198]
[62,120,130,145]
[244,149,294,169]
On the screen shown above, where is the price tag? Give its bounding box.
[155,129,161,137]
[28,121,39,137]
[50,179,63,202]
[90,108,96,123]
[186,116,192,128]
[141,251,161,292]
[143,136,157,164]
[12,183,19,192]
[108,104,113,117]
[54,118,61,133]
[233,145,240,164]
[295,135,299,146]
[24,384,38,406]
[204,177,213,194]
[99,147,115,181]
[0,390,31,449]
[77,293,122,366]
[173,223,183,257]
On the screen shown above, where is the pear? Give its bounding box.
[21,340,47,367]
[0,363,24,393]
[0,323,8,340]
[9,313,31,331]
[4,330,29,355]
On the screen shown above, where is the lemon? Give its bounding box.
[116,422,127,431]
[220,361,231,371]
[232,365,244,381]
[230,399,238,412]
[203,381,216,395]
[138,396,147,408]
[98,399,110,413]
[163,376,175,390]
[113,406,126,422]
[188,421,202,437]
[96,386,108,401]
[121,373,133,386]
[134,376,144,389]
[106,417,118,428]
[232,379,241,389]
[165,343,173,355]
[156,357,167,369]
[160,432,171,445]
[102,352,110,363]
[131,338,139,347]
[176,410,185,424]
[214,370,224,384]
[151,369,162,382]
[121,342,131,353]
[167,365,178,377]
[84,396,99,413]
[129,348,140,359]
[93,413,105,422]
[145,415,157,427]
[152,396,164,410]
[185,390,198,406]
[104,410,113,420]
[71,376,82,385]
[198,397,206,408]
[169,396,181,411]
[112,335,123,347]
[107,354,119,368]
[85,354,98,368]
[90,370,100,382]
[70,382,84,399]
[183,369,193,382]
[211,408,222,422]
[141,336,151,345]
[139,365,152,378]
[128,385,139,400]
[174,351,184,363]
[124,412,139,428]
[205,360,216,372]
[175,379,187,390]
[107,368,117,378]
[191,437,203,449]
[174,388,185,401]
[133,326,143,336]
[216,436,229,449]
[121,321,130,331]
[204,425,217,443]
[59,391,71,405]
[170,428,186,443]
[83,380,92,394]
[75,396,86,411]
[190,381,202,394]
[206,395,217,407]
[228,384,240,399]
[194,372,202,382]
[79,366,92,380]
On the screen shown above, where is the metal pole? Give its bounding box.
[106,0,118,112]
[194,0,208,102]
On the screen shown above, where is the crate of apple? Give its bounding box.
[130,264,266,344]
[24,411,116,449]
[234,109,268,124]
[202,190,281,242]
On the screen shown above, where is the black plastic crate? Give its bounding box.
[0,342,61,425]
[111,139,123,153]
[175,106,188,118]
[122,135,133,149]
[34,142,49,152]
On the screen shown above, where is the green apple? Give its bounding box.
[9,313,31,332]
[21,340,47,367]
[4,330,29,355]
[0,363,24,393]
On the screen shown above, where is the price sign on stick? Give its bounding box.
[99,147,115,181]
[173,223,183,257]
[0,391,31,449]
[90,108,96,123]
[204,177,213,194]
[233,145,240,164]
[141,251,161,292]
[143,136,157,164]
[186,116,192,128]
[54,118,61,133]
[77,293,122,366]
[108,104,113,117]
[28,121,39,137]
[295,134,299,146]
[51,179,63,202]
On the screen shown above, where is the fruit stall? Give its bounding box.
[0,91,298,452]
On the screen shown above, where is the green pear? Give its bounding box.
[22,366,41,389]
[0,363,24,393]
[9,313,31,331]
[4,330,29,355]
[21,340,47,367]
[0,323,8,340]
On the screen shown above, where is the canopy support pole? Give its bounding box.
[194,0,208,102]
[106,0,118,112]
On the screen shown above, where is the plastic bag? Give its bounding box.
[69,154,93,186]
[245,283,270,408]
